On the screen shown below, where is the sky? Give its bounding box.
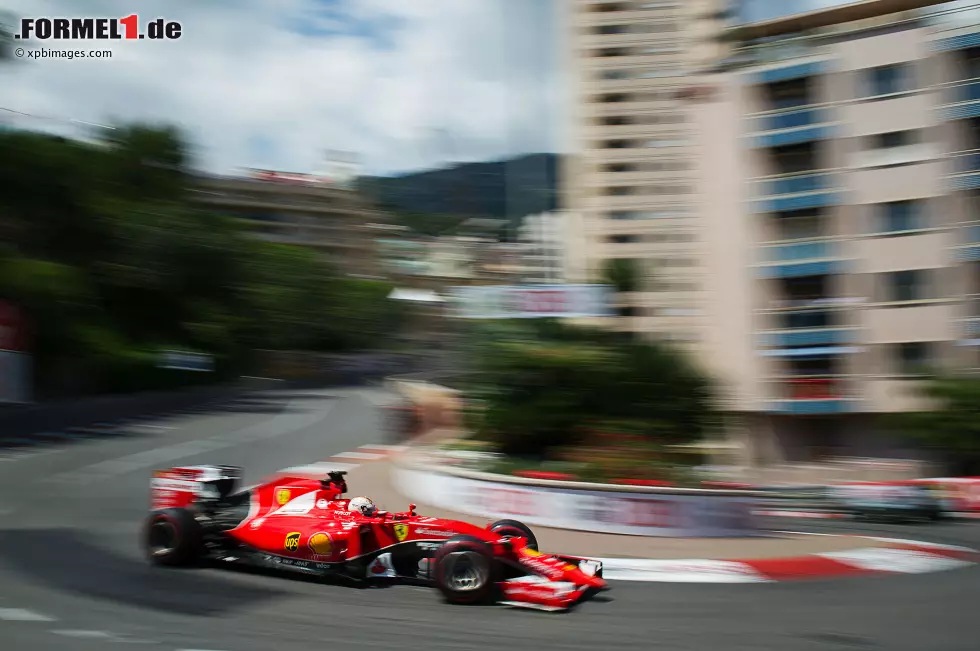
[4,0,564,177]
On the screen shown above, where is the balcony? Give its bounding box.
[766,377,860,415]
[756,240,845,279]
[758,327,855,347]
[954,224,980,261]
[941,79,980,120]
[752,172,839,213]
[749,108,832,149]
[949,151,980,192]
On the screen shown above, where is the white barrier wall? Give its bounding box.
[393,467,761,537]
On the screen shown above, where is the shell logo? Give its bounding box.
[308,531,333,556]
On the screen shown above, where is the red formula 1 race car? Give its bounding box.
[144,465,608,612]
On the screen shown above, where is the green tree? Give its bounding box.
[602,258,640,294]
[891,375,980,475]
[469,320,718,455]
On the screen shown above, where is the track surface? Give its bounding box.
[1,387,978,651]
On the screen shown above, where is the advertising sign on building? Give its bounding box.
[448,284,613,319]
[0,300,31,403]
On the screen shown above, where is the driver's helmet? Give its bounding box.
[348,496,378,516]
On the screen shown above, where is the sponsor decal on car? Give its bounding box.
[275,487,291,506]
[417,542,442,552]
[316,499,329,509]
[308,531,333,556]
[284,531,301,552]
[415,528,453,538]
[249,517,265,530]
[393,523,409,542]
[150,478,199,492]
[520,554,568,581]
[274,491,316,515]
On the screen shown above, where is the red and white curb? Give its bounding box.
[274,444,408,478]
[596,536,978,583]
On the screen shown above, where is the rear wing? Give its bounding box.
[150,465,242,510]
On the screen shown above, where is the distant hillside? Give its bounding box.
[358,153,559,231]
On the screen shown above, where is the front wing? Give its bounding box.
[499,556,605,612]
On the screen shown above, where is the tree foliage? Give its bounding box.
[0,126,404,397]
[890,375,980,474]
[467,320,719,455]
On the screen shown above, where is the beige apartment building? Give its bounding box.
[688,0,980,463]
[562,0,728,345]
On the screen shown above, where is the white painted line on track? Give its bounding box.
[52,629,114,638]
[332,451,385,460]
[279,462,360,475]
[359,444,409,452]
[48,399,335,485]
[0,608,56,622]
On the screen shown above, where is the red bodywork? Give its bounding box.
[150,466,607,611]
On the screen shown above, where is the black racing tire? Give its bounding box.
[488,519,538,551]
[144,508,204,567]
[432,535,496,605]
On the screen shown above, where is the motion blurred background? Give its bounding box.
[4,0,980,487]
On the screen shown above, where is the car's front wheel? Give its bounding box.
[488,519,538,551]
[144,508,203,567]
[432,535,496,605]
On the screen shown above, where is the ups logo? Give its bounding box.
[284,531,301,552]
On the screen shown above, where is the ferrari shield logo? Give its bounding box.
[275,488,291,506]
[393,523,409,542]
[284,532,300,552]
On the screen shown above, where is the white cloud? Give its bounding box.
[4,0,563,176]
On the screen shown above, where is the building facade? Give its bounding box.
[692,0,980,463]
[518,211,585,283]
[562,0,729,347]
[191,170,393,279]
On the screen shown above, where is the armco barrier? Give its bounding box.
[392,453,767,538]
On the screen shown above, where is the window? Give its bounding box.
[600,69,630,80]
[601,116,630,126]
[604,163,635,172]
[597,93,629,103]
[895,342,931,374]
[604,139,631,149]
[867,64,910,96]
[888,270,926,302]
[879,200,923,233]
[595,24,626,35]
[608,235,639,244]
[596,47,629,57]
[870,130,917,149]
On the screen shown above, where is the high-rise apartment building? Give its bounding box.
[562,0,728,346]
[691,0,980,463]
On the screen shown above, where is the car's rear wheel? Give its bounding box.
[488,519,538,551]
[433,535,496,605]
[144,508,203,567]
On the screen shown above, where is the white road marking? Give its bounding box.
[359,444,409,452]
[52,629,114,638]
[278,462,360,475]
[47,399,334,485]
[331,451,385,460]
[0,608,56,621]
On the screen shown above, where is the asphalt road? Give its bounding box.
[1,388,978,651]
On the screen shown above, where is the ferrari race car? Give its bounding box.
[145,465,608,611]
